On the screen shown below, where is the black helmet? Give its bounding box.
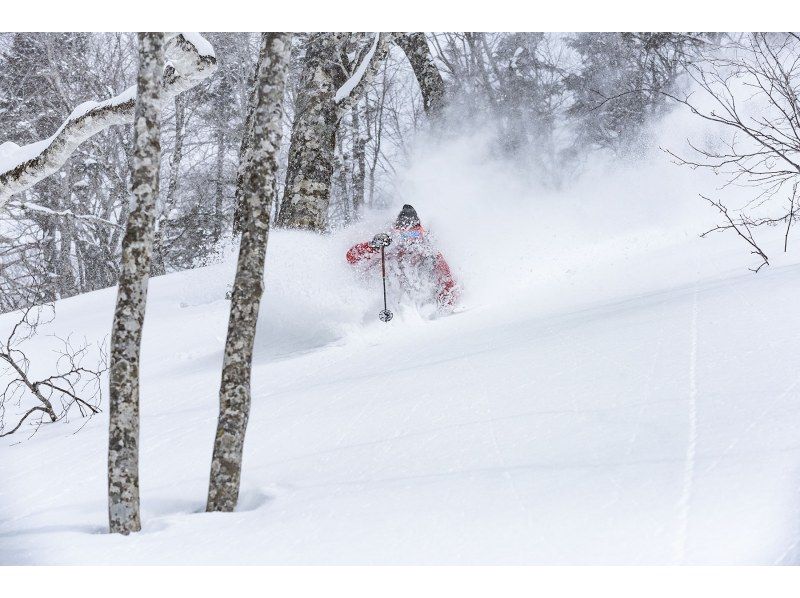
[394,204,420,229]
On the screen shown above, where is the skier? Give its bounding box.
[346,204,459,311]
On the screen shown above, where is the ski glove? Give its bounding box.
[370,233,392,249]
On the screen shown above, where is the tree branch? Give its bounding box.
[335,33,395,117]
[0,33,217,207]
[0,305,106,438]
[700,194,771,272]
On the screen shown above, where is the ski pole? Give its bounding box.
[379,244,393,322]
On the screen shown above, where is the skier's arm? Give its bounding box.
[346,242,378,264]
[346,234,392,264]
[434,253,459,306]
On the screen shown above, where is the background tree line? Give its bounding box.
[0,32,716,314]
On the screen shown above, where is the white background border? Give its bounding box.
[3,5,799,594]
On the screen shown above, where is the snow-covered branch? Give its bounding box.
[335,33,395,116]
[0,33,216,208]
[6,200,124,229]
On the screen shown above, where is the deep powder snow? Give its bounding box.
[3,127,800,564]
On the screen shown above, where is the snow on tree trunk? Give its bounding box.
[277,33,393,232]
[396,33,446,117]
[206,33,291,513]
[0,34,216,209]
[107,32,165,535]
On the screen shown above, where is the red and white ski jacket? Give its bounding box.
[346,227,458,307]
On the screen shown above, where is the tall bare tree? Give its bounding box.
[207,32,292,513]
[277,33,393,232]
[396,32,446,117]
[669,33,800,271]
[152,95,186,277]
[107,32,165,535]
[351,99,367,219]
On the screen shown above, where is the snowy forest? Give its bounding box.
[3,31,800,566]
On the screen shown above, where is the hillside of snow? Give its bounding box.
[3,131,800,564]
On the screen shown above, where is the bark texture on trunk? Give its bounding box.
[232,37,269,236]
[277,33,393,232]
[276,33,342,232]
[152,95,186,277]
[396,33,446,117]
[206,32,291,513]
[352,100,366,219]
[107,32,165,536]
[213,124,225,242]
[212,75,229,243]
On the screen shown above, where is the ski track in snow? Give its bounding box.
[696,252,800,478]
[774,521,800,565]
[673,286,699,564]
[469,353,539,548]
[7,229,800,563]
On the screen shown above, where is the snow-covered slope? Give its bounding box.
[3,220,800,564]
[4,122,800,564]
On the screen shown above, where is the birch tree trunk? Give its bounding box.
[276,33,342,232]
[366,72,388,208]
[351,99,367,220]
[55,175,78,297]
[107,32,165,535]
[212,75,229,243]
[277,33,393,232]
[213,125,225,243]
[207,32,291,513]
[334,125,351,224]
[152,95,186,277]
[396,33,446,117]
[232,37,267,236]
[57,215,78,296]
